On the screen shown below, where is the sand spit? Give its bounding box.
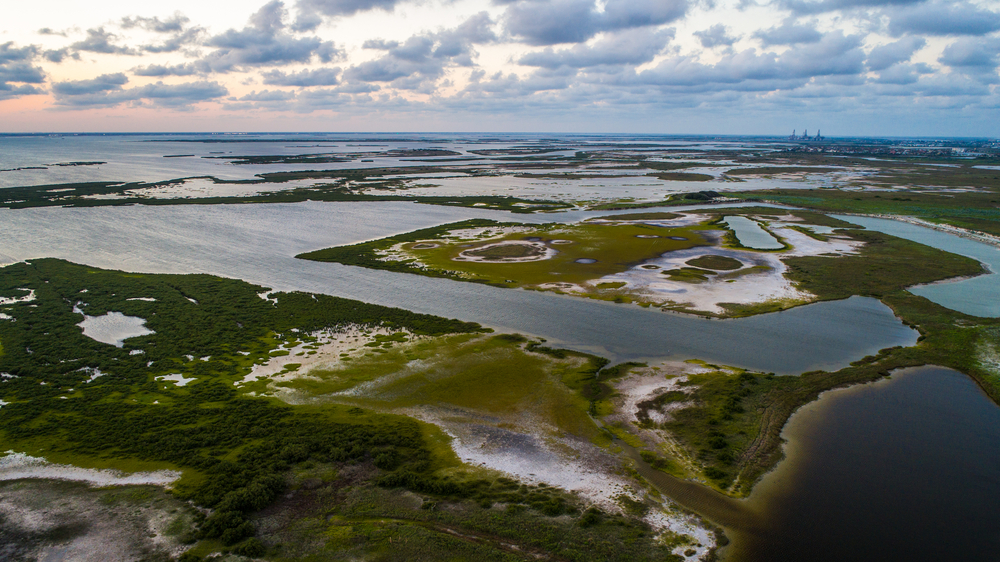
[0,451,181,487]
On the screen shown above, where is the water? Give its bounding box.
[834,215,1000,317]
[726,366,1000,561]
[723,216,784,250]
[0,201,916,374]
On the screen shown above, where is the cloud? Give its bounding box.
[502,0,687,46]
[781,0,924,16]
[293,0,402,30]
[0,42,47,100]
[886,2,1000,37]
[52,74,228,107]
[753,19,822,46]
[70,27,138,55]
[633,31,865,90]
[939,37,1000,70]
[38,28,68,37]
[197,1,340,72]
[694,24,738,48]
[51,73,129,96]
[262,67,341,85]
[344,12,495,90]
[132,63,200,77]
[518,28,674,69]
[121,13,190,33]
[866,36,925,71]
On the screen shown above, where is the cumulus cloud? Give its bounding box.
[886,2,1000,37]
[0,42,47,100]
[197,1,340,73]
[694,24,738,48]
[518,28,674,69]
[502,0,687,46]
[293,0,402,30]
[344,12,495,90]
[132,63,200,77]
[51,73,228,107]
[121,13,190,33]
[781,0,924,16]
[753,19,822,45]
[938,37,1000,70]
[866,36,925,71]
[70,27,138,55]
[262,67,341,85]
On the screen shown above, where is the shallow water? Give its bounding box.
[724,366,1000,561]
[0,201,915,374]
[834,215,1000,317]
[723,216,784,250]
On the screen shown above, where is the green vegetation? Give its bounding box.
[0,259,683,560]
[685,255,743,271]
[297,219,710,302]
[744,188,1000,236]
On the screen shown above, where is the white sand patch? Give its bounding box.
[645,510,717,560]
[442,225,536,240]
[0,288,35,305]
[126,297,156,302]
[257,291,278,305]
[0,400,8,408]
[0,451,180,486]
[0,312,12,320]
[76,308,154,347]
[537,282,587,293]
[456,240,557,263]
[238,325,412,386]
[78,367,106,383]
[594,221,862,315]
[156,373,196,387]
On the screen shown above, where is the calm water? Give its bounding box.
[0,201,916,374]
[835,215,1000,318]
[725,366,1000,561]
[723,215,784,250]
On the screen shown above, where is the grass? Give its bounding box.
[685,255,742,270]
[298,219,711,304]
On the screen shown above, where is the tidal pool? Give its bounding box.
[722,216,784,250]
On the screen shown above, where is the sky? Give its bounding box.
[1,0,998,135]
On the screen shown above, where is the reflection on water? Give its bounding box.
[725,366,1000,561]
[0,201,916,374]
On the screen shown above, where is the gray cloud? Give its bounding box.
[197,1,340,72]
[293,0,401,30]
[502,0,687,46]
[694,24,738,48]
[51,73,129,96]
[70,27,138,55]
[886,2,1000,37]
[518,28,674,69]
[753,19,822,46]
[939,37,1000,70]
[0,43,46,100]
[38,28,68,37]
[262,67,341,85]
[52,74,228,107]
[345,12,495,89]
[121,13,190,33]
[132,63,200,77]
[866,36,925,70]
[781,0,924,15]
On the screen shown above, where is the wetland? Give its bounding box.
[2,133,999,561]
